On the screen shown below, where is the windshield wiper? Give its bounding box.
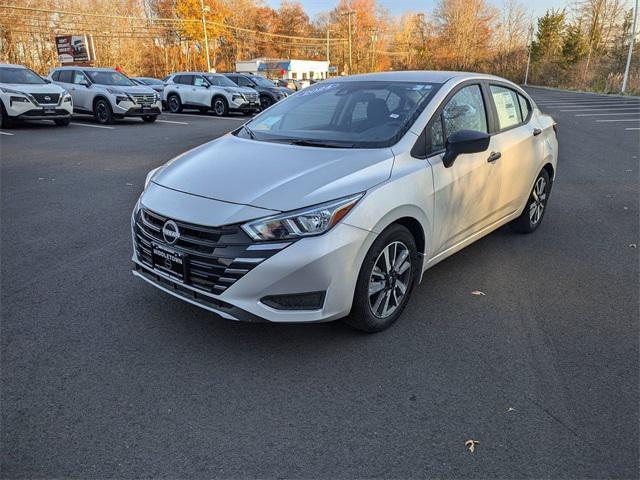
[241,125,256,139]
[287,139,355,148]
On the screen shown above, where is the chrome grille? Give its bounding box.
[134,208,286,295]
[245,92,258,102]
[32,93,60,105]
[130,94,156,105]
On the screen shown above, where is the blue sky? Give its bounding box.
[265,0,566,20]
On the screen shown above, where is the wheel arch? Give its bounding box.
[542,162,555,184]
[92,95,111,111]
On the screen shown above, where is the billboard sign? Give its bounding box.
[56,35,93,64]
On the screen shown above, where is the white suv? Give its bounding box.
[0,63,73,128]
[163,72,260,116]
[49,67,161,124]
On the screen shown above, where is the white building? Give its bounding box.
[235,58,330,81]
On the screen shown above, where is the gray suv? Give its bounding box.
[49,67,161,124]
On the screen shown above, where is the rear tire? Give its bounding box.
[212,96,228,117]
[167,94,182,113]
[54,118,70,126]
[344,224,419,333]
[94,99,114,124]
[510,169,551,233]
[142,115,157,123]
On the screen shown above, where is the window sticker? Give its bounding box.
[296,83,338,97]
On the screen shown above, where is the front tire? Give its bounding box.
[0,101,13,129]
[260,95,273,110]
[142,115,157,123]
[212,97,228,117]
[54,118,70,126]
[167,94,182,113]
[94,99,113,124]
[510,169,551,233]
[344,224,419,333]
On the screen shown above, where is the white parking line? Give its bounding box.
[0,131,14,136]
[70,122,115,130]
[538,101,640,106]
[156,119,189,125]
[625,127,640,130]
[163,113,246,121]
[561,107,640,112]
[575,112,640,116]
[596,118,640,122]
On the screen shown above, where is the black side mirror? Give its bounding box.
[442,129,490,168]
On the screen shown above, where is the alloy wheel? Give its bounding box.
[529,176,547,225]
[214,99,225,116]
[368,241,412,318]
[169,96,180,113]
[96,103,108,123]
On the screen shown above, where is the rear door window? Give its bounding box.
[57,70,72,83]
[490,85,523,130]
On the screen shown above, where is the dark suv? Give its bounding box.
[224,73,292,110]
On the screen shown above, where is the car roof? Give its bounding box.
[332,70,507,84]
[52,66,119,71]
[0,63,27,69]
[170,72,221,76]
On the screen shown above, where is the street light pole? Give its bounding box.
[200,0,211,72]
[341,10,355,75]
[622,0,639,94]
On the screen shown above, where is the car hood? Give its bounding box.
[100,85,156,95]
[1,83,66,94]
[152,134,394,212]
[222,86,256,95]
[270,86,292,95]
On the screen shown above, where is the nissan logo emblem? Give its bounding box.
[162,220,180,245]
[44,95,51,101]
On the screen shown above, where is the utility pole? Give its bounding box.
[370,29,379,72]
[200,0,211,72]
[524,22,534,85]
[326,29,330,63]
[341,10,356,75]
[622,0,639,94]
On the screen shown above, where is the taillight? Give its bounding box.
[553,123,558,138]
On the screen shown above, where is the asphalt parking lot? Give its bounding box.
[1,90,638,478]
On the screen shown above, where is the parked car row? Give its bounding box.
[0,63,297,127]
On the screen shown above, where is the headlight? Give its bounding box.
[232,94,245,102]
[0,87,27,95]
[106,88,125,95]
[144,166,162,189]
[241,193,363,241]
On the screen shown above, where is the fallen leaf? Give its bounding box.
[126,183,133,186]
[623,206,629,210]
[465,439,480,453]
[507,407,516,412]
[471,291,486,296]
[629,244,637,249]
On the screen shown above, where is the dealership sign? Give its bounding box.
[55,35,94,64]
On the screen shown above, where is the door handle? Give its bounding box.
[533,128,542,136]
[487,151,501,163]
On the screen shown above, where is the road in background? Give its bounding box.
[1,91,638,478]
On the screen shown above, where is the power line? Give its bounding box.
[0,4,347,42]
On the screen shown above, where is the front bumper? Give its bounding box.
[5,98,73,120]
[114,100,162,117]
[131,201,375,323]
[229,98,260,113]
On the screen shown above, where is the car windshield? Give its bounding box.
[140,78,163,85]
[0,67,46,84]
[250,76,276,88]
[239,81,440,148]
[206,75,237,87]
[85,70,135,86]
